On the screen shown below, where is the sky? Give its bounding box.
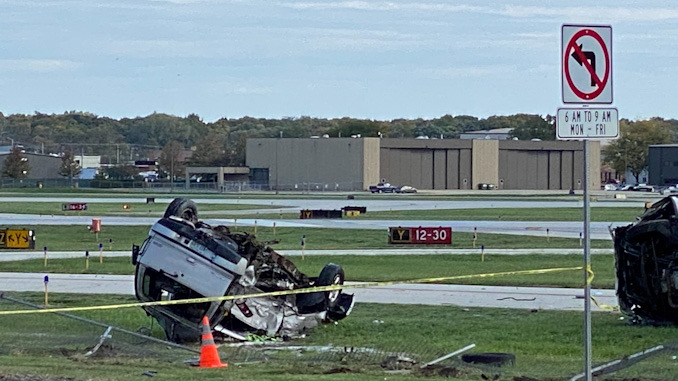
[1,0,677,122]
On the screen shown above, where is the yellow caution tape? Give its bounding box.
[0,266,584,316]
[586,264,595,286]
[591,296,619,312]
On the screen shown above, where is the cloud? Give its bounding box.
[283,1,483,12]
[283,2,678,23]
[498,5,678,22]
[422,64,518,79]
[0,59,83,72]
[106,39,211,58]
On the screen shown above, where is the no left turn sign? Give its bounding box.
[562,25,612,104]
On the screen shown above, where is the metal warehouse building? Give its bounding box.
[246,138,600,191]
[648,144,678,186]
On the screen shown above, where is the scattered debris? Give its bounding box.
[421,344,476,368]
[85,326,112,357]
[497,297,536,302]
[381,355,417,370]
[461,352,515,367]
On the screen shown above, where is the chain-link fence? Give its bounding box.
[2,290,678,380]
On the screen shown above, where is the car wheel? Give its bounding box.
[461,352,515,367]
[164,198,198,224]
[317,263,345,309]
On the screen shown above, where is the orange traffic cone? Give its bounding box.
[199,316,228,368]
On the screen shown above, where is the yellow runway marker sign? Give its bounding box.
[0,229,34,249]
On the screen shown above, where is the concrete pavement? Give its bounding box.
[0,272,618,312]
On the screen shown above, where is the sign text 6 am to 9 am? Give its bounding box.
[556,107,619,139]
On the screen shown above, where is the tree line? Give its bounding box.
[1,111,677,183]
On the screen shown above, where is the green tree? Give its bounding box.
[2,147,30,179]
[603,118,672,183]
[158,140,186,185]
[189,132,227,166]
[508,114,555,140]
[96,165,139,180]
[58,151,82,184]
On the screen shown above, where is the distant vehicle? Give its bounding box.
[660,185,678,195]
[603,184,618,191]
[369,182,400,193]
[633,184,655,192]
[398,185,417,193]
[618,184,656,192]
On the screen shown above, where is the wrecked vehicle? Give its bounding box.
[132,198,354,343]
[612,195,678,324]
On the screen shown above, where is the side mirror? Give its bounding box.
[132,244,140,265]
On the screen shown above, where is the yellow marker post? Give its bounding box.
[546,228,550,242]
[234,218,237,229]
[109,238,113,251]
[254,220,258,235]
[43,275,49,306]
[85,250,90,270]
[472,228,478,249]
[273,222,277,237]
[481,245,485,262]
[99,243,103,264]
[43,246,47,267]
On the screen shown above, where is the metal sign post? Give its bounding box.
[560,24,616,381]
[583,140,592,381]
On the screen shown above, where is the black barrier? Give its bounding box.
[299,209,343,219]
[342,206,367,214]
[62,202,87,211]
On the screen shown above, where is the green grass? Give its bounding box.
[0,201,284,216]
[0,293,677,380]
[5,225,615,252]
[0,254,615,289]
[363,207,644,221]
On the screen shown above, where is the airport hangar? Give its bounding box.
[245,138,601,191]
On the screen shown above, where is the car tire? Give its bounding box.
[316,263,345,309]
[164,198,198,224]
[461,352,515,367]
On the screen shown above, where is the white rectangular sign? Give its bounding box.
[562,25,613,104]
[556,107,619,139]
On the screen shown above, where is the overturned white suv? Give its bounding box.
[132,198,354,343]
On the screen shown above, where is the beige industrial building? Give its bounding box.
[246,138,600,191]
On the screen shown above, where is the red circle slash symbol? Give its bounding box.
[564,29,610,100]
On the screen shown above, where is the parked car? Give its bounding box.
[369,182,400,193]
[659,185,678,195]
[397,185,417,193]
[633,184,656,192]
[612,196,678,324]
[132,198,354,343]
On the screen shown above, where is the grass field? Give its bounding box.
[0,193,674,381]
[0,293,677,381]
[0,254,615,289]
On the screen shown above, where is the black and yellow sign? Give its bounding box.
[0,229,35,249]
[389,227,411,243]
